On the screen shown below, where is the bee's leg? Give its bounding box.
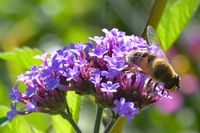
[146,78,152,86]
[153,83,158,91]
[167,91,169,97]
[161,88,165,95]
[145,78,152,91]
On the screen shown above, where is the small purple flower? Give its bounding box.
[45,77,60,90]
[29,65,40,78]
[112,46,127,57]
[7,103,18,121]
[102,28,125,38]
[25,87,36,97]
[41,66,54,78]
[52,50,75,69]
[51,56,62,71]
[90,69,101,76]
[89,45,108,58]
[54,50,68,63]
[84,42,95,57]
[120,102,140,120]
[74,42,87,52]
[101,70,109,77]
[101,69,119,79]
[10,85,21,102]
[26,100,36,112]
[89,74,102,85]
[76,59,87,67]
[130,36,149,50]
[113,97,140,120]
[89,36,103,45]
[66,65,80,81]
[101,81,119,93]
[17,73,28,82]
[113,97,126,113]
[104,55,127,71]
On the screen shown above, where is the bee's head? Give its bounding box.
[164,75,180,91]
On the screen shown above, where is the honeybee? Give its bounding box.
[126,25,180,92]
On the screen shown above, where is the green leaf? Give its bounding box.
[0,83,9,105]
[31,127,44,133]
[52,91,81,133]
[0,105,33,133]
[25,113,51,132]
[0,47,42,69]
[0,117,8,128]
[157,0,200,51]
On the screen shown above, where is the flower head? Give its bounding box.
[8,28,172,121]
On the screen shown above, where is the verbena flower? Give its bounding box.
[7,28,171,121]
[100,81,120,93]
[113,97,140,120]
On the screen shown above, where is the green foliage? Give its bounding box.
[0,117,8,128]
[31,128,44,133]
[157,0,200,51]
[0,47,42,69]
[67,91,81,123]
[0,83,9,105]
[52,91,81,133]
[0,106,34,133]
[25,113,51,132]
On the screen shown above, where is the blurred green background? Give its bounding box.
[0,0,200,133]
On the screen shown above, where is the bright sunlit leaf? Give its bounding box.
[0,106,33,133]
[157,0,200,51]
[0,47,42,69]
[32,127,44,133]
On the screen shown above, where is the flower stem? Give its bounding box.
[104,115,119,133]
[93,106,103,133]
[60,111,82,133]
[141,0,168,39]
[108,117,126,133]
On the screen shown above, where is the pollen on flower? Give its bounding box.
[7,28,171,121]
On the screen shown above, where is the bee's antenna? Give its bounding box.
[176,75,180,90]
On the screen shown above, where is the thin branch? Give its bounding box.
[93,106,103,133]
[141,0,168,39]
[104,115,119,133]
[60,111,82,133]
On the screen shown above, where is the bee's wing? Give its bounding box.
[146,25,162,46]
[146,25,168,61]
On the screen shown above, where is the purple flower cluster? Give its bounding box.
[113,97,140,120]
[7,28,170,121]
